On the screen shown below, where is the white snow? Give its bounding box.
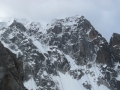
[0,17,14,28]
[52,71,110,90]
[114,62,120,70]
[43,71,48,76]
[62,55,109,90]
[1,41,21,55]
[58,72,84,90]
[87,28,91,35]
[0,28,6,34]
[28,61,35,67]
[65,55,78,70]
[116,75,120,81]
[33,40,47,54]
[24,77,37,90]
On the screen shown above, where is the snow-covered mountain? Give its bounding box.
[0,16,120,90]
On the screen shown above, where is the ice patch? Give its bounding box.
[33,40,47,53]
[24,77,37,90]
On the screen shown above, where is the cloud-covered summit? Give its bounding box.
[0,0,119,41]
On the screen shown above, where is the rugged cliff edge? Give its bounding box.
[0,41,26,90]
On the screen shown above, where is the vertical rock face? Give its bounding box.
[44,16,111,66]
[110,33,120,62]
[108,33,120,90]
[0,42,26,90]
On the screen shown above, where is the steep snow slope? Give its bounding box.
[24,77,37,90]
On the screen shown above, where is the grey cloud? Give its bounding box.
[0,0,120,41]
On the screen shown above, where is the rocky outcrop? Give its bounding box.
[0,42,26,90]
[44,16,112,66]
[107,33,120,90]
[110,33,120,62]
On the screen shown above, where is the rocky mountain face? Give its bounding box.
[0,41,26,90]
[0,16,120,90]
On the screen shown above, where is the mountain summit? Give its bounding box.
[0,16,120,90]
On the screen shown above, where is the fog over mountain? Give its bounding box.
[0,0,120,41]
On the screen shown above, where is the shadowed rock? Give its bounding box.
[0,42,27,90]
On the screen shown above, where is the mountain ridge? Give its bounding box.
[0,15,120,90]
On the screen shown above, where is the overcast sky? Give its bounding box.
[0,0,119,41]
